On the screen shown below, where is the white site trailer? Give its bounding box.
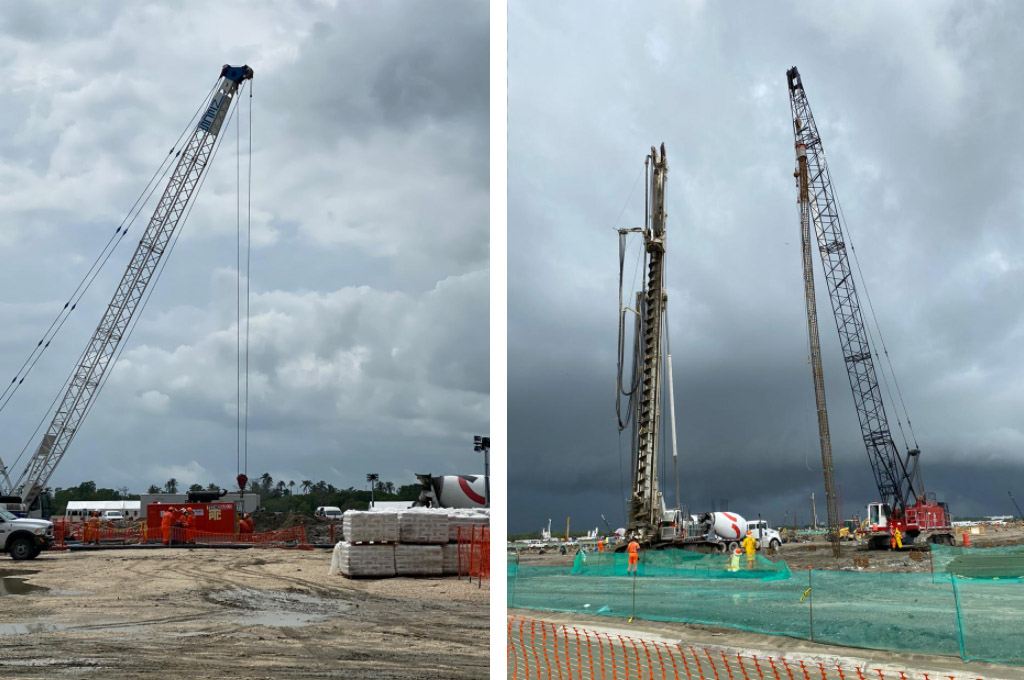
[65,500,142,520]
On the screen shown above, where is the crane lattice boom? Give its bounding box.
[6,65,253,510]
[786,67,946,534]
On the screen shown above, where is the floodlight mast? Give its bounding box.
[3,65,253,512]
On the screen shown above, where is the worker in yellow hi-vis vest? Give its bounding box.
[741,531,757,570]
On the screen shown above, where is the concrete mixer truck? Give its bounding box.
[412,474,487,509]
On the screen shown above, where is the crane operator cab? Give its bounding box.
[868,502,892,531]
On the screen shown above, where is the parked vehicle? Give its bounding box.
[0,506,53,560]
[315,506,343,520]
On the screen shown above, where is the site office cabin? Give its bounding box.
[146,502,237,538]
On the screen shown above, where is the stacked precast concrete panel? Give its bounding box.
[330,508,488,579]
[330,511,400,578]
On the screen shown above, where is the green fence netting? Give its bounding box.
[932,543,1024,581]
[508,547,1024,666]
[569,550,793,580]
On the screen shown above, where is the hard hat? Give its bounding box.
[734,548,742,555]
[747,531,752,535]
[167,506,175,511]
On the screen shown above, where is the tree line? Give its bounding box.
[51,474,420,515]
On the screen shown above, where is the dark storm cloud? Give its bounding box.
[509,1,1024,533]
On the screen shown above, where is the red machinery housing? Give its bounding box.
[146,502,237,540]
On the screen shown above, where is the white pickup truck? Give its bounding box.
[0,507,54,560]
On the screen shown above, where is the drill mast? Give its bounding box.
[623,144,668,543]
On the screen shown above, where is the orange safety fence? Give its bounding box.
[506,616,987,680]
[52,519,310,550]
[457,525,490,582]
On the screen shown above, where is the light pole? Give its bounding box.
[366,473,379,509]
[473,436,490,508]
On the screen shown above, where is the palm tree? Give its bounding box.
[147,485,161,494]
[300,480,313,494]
[259,473,273,493]
[164,478,178,494]
[275,480,287,497]
[288,480,296,495]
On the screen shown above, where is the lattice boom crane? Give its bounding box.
[786,67,953,547]
[1,64,253,513]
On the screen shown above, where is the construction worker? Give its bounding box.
[728,548,741,572]
[161,507,175,546]
[183,509,195,544]
[893,525,903,550]
[82,511,94,545]
[626,536,640,575]
[597,540,605,554]
[172,507,186,544]
[741,531,757,570]
[240,513,254,535]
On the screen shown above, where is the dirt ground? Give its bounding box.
[515,523,1024,574]
[0,547,488,679]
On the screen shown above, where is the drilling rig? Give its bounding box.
[0,65,254,520]
[614,145,751,554]
[787,67,954,549]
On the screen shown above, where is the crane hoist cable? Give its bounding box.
[243,79,253,479]
[236,77,255,480]
[0,79,222,420]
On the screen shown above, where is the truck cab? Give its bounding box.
[746,519,782,550]
[0,507,54,560]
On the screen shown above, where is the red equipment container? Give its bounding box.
[146,502,237,541]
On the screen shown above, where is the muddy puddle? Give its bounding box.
[0,622,70,636]
[0,576,46,596]
[206,588,353,628]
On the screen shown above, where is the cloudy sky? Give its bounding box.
[0,1,489,496]
[509,2,1024,533]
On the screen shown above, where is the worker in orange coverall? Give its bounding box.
[81,512,92,545]
[240,513,254,536]
[87,511,101,546]
[182,509,195,544]
[626,536,640,575]
[172,507,186,544]
[161,507,175,546]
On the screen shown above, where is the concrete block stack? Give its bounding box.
[447,510,490,543]
[395,544,443,576]
[329,542,396,578]
[343,510,400,544]
[441,543,461,575]
[330,508,489,579]
[399,509,449,544]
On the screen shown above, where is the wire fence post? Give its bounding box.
[951,573,967,661]
[510,549,519,608]
[808,568,814,642]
